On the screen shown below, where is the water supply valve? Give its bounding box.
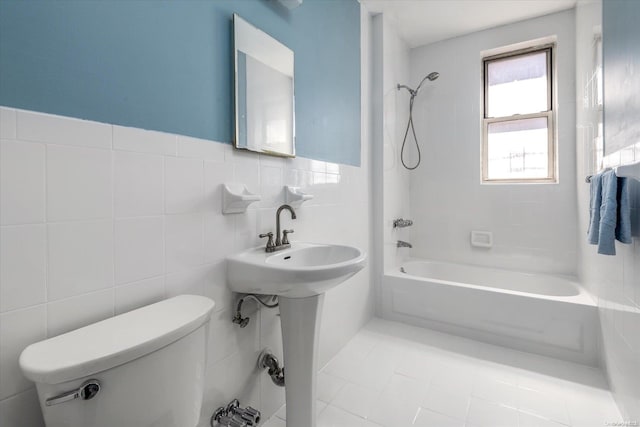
[230,405,261,425]
[215,414,247,427]
[211,399,261,427]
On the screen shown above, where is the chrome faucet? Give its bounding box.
[259,204,297,253]
[275,204,296,246]
[397,240,412,248]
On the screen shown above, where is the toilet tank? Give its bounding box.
[19,295,215,427]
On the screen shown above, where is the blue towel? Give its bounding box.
[587,173,603,245]
[616,176,632,244]
[587,169,632,255]
[598,170,618,255]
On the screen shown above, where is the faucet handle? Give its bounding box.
[282,229,294,245]
[259,232,275,250]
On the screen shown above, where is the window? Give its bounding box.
[482,45,556,183]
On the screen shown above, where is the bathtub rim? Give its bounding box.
[386,258,596,307]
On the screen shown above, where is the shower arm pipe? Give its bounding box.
[397,84,417,97]
[397,72,439,99]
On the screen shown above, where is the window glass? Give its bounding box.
[487,117,549,180]
[486,51,548,117]
[483,45,555,183]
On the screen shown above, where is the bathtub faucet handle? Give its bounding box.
[393,218,413,228]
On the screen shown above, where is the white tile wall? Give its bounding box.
[405,10,578,275]
[47,288,115,337]
[0,108,16,139]
[114,276,165,315]
[0,389,45,427]
[0,306,47,400]
[164,156,204,214]
[176,135,225,161]
[204,160,234,212]
[165,213,205,273]
[114,217,164,284]
[47,220,114,300]
[0,225,46,312]
[114,151,164,218]
[17,110,112,149]
[576,2,640,421]
[204,212,235,263]
[370,12,413,316]
[113,125,176,156]
[0,104,372,427]
[46,145,113,221]
[0,140,45,225]
[381,15,412,271]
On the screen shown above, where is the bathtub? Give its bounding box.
[382,260,599,366]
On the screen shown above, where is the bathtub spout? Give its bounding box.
[397,240,412,248]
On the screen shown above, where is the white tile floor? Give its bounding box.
[263,318,623,427]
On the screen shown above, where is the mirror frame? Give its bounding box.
[233,14,296,158]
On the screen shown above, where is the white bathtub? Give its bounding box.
[382,260,600,366]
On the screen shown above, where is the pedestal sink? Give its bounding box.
[227,243,366,427]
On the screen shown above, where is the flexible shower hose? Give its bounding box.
[400,93,421,170]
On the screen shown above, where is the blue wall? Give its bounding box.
[0,0,361,166]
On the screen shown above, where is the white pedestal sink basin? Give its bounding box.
[227,242,366,427]
[228,242,366,297]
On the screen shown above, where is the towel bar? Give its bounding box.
[585,167,611,183]
[585,161,640,182]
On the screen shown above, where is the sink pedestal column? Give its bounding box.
[279,294,325,427]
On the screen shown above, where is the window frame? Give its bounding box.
[482,44,557,184]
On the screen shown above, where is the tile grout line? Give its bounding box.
[111,131,116,316]
[44,141,50,338]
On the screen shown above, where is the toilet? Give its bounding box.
[19,295,215,427]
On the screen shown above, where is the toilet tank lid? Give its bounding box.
[19,295,215,385]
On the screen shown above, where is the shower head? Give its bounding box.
[415,71,439,93]
[397,71,439,97]
[426,72,439,81]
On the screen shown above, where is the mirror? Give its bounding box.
[233,14,295,158]
[603,0,640,155]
